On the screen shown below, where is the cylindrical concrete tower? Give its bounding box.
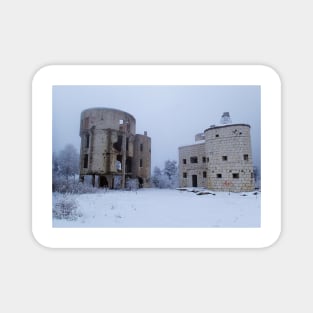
[204,123,255,192]
[79,107,151,188]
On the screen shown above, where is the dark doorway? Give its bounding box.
[99,176,108,188]
[192,175,198,187]
[138,177,143,188]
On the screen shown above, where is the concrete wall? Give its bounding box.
[79,108,151,188]
[80,107,136,135]
[133,133,151,187]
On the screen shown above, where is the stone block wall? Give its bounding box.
[178,143,208,188]
[204,124,254,192]
[178,123,255,192]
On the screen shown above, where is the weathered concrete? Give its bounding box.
[79,108,151,188]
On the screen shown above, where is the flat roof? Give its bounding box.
[81,107,136,121]
[178,142,205,149]
[204,123,250,133]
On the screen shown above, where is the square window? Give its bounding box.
[190,156,198,163]
[232,173,239,179]
[222,156,228,161]
[217,173,222,178]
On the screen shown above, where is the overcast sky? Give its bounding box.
[53,85,260,171]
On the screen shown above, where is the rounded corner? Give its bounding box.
[32,64,56,86]
[259,227,282,249]
[31,228,54,249]
[258,64,282,86]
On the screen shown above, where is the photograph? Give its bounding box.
[52,85,261,228]
[32,65,280,248]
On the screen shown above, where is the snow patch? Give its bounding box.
[53,188,260,228]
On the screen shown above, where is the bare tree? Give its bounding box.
[57,144,79,183]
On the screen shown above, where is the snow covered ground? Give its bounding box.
[52,188,261,228]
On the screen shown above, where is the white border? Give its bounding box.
[32,65,281,248]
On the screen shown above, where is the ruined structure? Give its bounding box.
[79,108,151,188]
[179,113,255,192]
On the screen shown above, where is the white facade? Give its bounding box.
[179,121,255,192]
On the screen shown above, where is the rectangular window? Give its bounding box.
[85,134,90,148]
[140,159,143,167]
[251,172,254,178]
[222,156,228,161]
[183,159,186,164]
[244,154,249,161]
[217,173,222,178]
[183,172,187,178]
[232,173,239,179]
[207,157,209,163]
[84,117,89,129]
[203,171,207,178]
[190,156,198,163]
[83,154,88,168]
[140,143,143,151]
[202,157,206,163]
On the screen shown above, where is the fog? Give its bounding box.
[53,85,260,172]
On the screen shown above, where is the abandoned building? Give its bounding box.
[178,112,255,192]
[79,107,151,188]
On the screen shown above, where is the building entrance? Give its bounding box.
[192,175,198,187]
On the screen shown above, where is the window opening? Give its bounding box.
[83,154,88,168]
[190,156,198,163]
[85,134,90,148]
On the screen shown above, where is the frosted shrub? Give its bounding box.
[72,182,98,194]
[126,178,139,191]
[151,160,178,189]
[53,194,81,220]
[53,175,97,194]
